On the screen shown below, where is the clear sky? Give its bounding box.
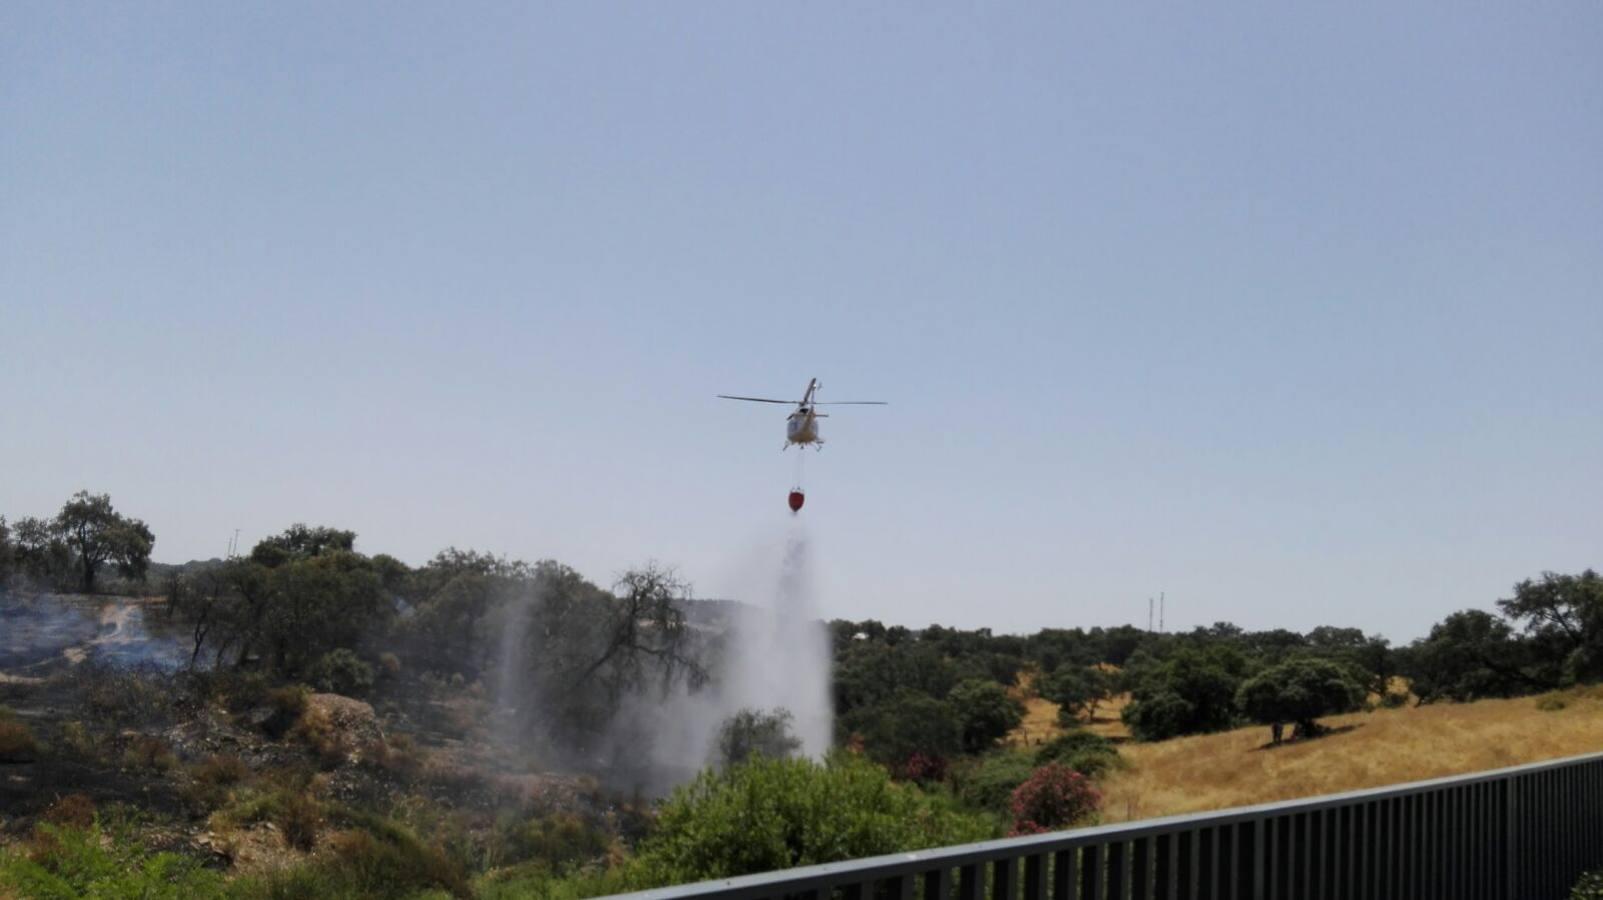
[4,4,1599,642]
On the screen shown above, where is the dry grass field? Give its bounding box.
[1097,685,1603,824]
[1007,668,1129,750]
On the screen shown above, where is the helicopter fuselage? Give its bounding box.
[786,407,822,447]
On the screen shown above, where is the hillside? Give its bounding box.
[1095,686,1603,823]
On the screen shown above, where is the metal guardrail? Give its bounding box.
[612,751,1603,900]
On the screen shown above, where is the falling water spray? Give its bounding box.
[726,520,833,755]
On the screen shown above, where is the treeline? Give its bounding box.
[829,567,1603,765]
[161,525,711,769]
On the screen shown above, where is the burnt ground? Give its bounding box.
[0,664,630,876]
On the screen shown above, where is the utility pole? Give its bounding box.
[1159,592,1166,633]
[1148,596,1155,633]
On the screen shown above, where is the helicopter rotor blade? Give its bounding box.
[812,401,888,405]
[717,395,794,404]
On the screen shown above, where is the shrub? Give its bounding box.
[0,823,225,898]
[1574,870,1603,899]
[41,794,96,829]
[290,704,353,770]
[1034,730,1122,779]
[195,753,250,786]
[121,735,178,773]
[1009,763,1101,835]
[0,709,39,762]
[277,791,323,851]
[70,665,176,726]
[498,812,612,871]
[58,721,96,760]
[211,671,275,712]
[954,750,1035,814]
[475,859,654,900]
[262,685,310,738]
[639,753,995,883]
[184,754,253,812]
[1538,695,1569,712]
[308,649,376,697]
[895,751,948,784]
[1379,690,1410,709]
[363,734,425,777]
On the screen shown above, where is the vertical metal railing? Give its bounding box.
[612,751,1603,900]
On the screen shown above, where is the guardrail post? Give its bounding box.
[1505,775,1519,900]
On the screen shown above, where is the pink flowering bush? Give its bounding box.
[1008,762,1101,835]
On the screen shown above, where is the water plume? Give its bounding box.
[724,521,833,756]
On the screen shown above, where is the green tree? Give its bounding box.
[1498,570,1603,685]
[1042,665,1114,725]
[841,689,961,770]
[832,641,958,719]
[948,678,1025,754]
[249,524,357,568]
[713,708,801,768]
[1403,610,1541,703]
[12,516,71,586]
[54,491,154,592]
[1236,657,1365,744]
[1121,646,1249,741]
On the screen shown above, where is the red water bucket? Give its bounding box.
[788,490,805,512]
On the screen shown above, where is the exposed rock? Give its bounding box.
[301,693,385,765]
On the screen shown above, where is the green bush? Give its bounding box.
[492,811,612,871]
[1574,870,1603,899]
[308,649,376,697]
[475,861,654,900]
[1034,730,1122,778]
[953,750,1036,814]
[0,823,225,899]
[1537,695,1568,712]
[638,753,996,883]
[234,806,469,899]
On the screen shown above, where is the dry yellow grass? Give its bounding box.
[1100,686,1603,824]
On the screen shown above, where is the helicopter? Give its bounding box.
[718,378,886,451]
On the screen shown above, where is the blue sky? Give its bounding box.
[4,4,1599,640]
